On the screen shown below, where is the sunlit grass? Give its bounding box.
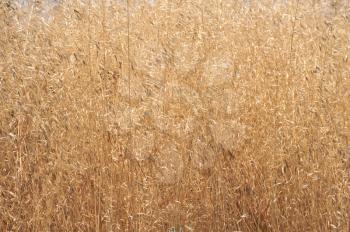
[0,0,349,231]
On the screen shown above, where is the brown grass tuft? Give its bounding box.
[1,0,349,231]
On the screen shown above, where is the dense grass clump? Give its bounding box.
[1,0,349,231]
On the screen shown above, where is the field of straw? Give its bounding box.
[0,0,349,231]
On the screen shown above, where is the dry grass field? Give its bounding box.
[0,0,350,231]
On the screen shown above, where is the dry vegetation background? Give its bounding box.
[1,0,350,231]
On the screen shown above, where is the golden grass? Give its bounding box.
[0,0,349,231]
